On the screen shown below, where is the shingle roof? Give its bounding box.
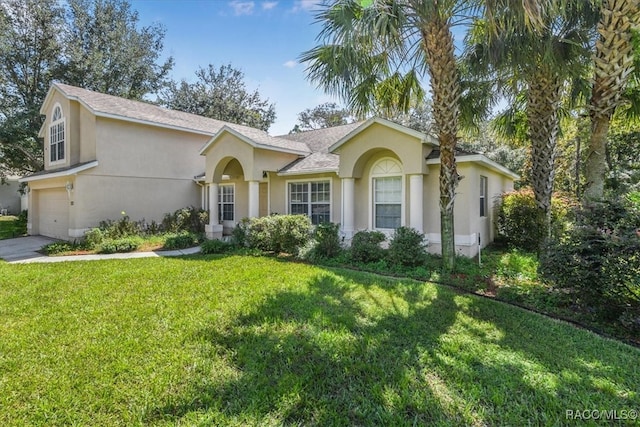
[53,83,310,154]
[277,121,364,153]
[277,152,340,175]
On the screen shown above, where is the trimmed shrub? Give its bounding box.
[201,239,234,254]
[163,232,200,250]
[98,236,142,254]
[244,214,312,254]
[350,230,386,263]
[496,188,577,251]
[388,226,427,267]
[312,222,342,259]
[540,198,640,330]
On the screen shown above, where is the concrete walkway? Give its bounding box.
[0,236,201,264]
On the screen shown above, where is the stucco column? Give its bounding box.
[409,174,423,233]
[248,180,260,218]
[205,183,223,239]
[341,177,355,239]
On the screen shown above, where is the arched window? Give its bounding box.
[49,104,65,163]
[371,158,403,229]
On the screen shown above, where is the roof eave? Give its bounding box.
[329,117,435,153]
[19,160,99,183]
[276,168,338,177]
[426,154,520,180]
[200,126,310,156]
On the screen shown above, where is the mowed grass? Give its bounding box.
[0,216,25,240]
[0,256,638,426]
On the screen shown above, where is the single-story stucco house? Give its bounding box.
[21,83,518,257]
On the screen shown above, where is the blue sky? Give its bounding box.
[131,0,335,135]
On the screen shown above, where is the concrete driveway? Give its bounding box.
[0,236,60,262]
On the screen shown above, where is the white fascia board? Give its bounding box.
[329,117,434,153]
[426,154,520,180]
[200,126,309,156]
[53,83,214,138]
[19,161,99,183]
[276,168,338,177]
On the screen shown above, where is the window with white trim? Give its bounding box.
[374,176,402,229]
[371,158,403,229]
[49,105,65,163]
[480,175,488,217]
[288,181,330,225]
[218,184,234,221]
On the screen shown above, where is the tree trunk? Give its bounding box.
[527,69,562,240]
[421,16,460,272]
[584,0,640,202]
[583,116,611,202]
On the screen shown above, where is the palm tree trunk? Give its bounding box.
[527,69,562,240]
[584,115,611,201]
[421,16,460,272]
[584,0,639,202]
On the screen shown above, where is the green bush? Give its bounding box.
[84,228,105,249]
[161,207,208,234]
[201,239,235,254]
[350,230,386,263]
[540,198,640,331]
[387,227,427,267]
[244,214,312,254]
[163,232,200,250]
[42,241,81,255]
[98,236,142,254]
[99,213,143,239]
[496,188,577,251]
[232,218,250,247]
[312,222,342,259]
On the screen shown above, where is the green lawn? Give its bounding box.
[0,215,26,240]
[0,255,638,426]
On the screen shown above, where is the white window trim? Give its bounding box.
[285,178,332,224]
[218,183,235,223]
[480,175,488,218]
[369,157,405,232]
[49,103,66,166]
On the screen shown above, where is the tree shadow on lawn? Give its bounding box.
[145,265,640,425]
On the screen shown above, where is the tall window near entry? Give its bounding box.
[49,105,65,163]
[371,158,403,229]
[480,175,488,217]
[288,181,330,224]
[374,176,402,229]
[218,184,234,221]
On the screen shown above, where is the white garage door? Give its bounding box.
[38,188,69,239]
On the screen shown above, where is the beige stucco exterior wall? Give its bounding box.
[42,91,73,171]
[41,92,98,171]
[424,161,516,257]
[336,122,431,178]
[28,113,210,238]
[204,133,300,183]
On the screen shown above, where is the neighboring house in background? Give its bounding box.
[0,176,24,215]
[21,83,518,257]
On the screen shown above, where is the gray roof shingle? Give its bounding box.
[54,83,310,154]
[277,121,363,153]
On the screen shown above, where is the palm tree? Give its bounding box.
[583,0,640,202]
[465,2,594,238]
[301,0,474,272]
